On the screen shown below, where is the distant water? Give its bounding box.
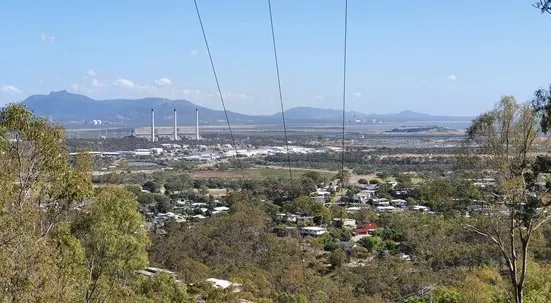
[363,121,472,130]
[128,161,158,167]
[320,121,472,132]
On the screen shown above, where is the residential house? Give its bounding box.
[390,189,413,197]
[212,206,230,215]
[354,223,377,235]
[376,205,398,213]
[205,278,242,292]
[332,218,357,229]
[359,184,379,191]
[137,267,181,283]
[410,205,431,213]
[300,226,327,236]
[353,190,376,204]
[391,199,408,208]
[371,198,390,206]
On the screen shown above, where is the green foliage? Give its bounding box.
[405,297,428,303]
[376,171,390,180]
[73,187,150,302]
[142,180,159,193]
[282,196,332,224]
[358,236,382,253]
[0,105,188,302]
[434,288,462,303]
[335,169,351,187]
[329,248,348,267]
[302,171,326,185]
[275,293,308,303]
[133,272,192,303]
[396,173,414,188]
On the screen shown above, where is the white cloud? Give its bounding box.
[91,79,107,87]
[40,33,56,43]
[137,84,157,91]
[87,70,97,77]
[182,89,191,95]
[70,84,79,91]
[154,78,172,86]
[1,85,22,94]
[315,95,323,100]
[354,92,362,98]
[188,49,198,56]
[238,93,247,99]
[448,74,457,81]
[113,78,136,89]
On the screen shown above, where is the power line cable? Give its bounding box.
[267,0,306,285]
[340,0,349,192]
[193,0,245,182]
[267,0,295,197]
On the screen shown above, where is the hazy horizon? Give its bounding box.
[22,90,477,118]
[1,1,551,116]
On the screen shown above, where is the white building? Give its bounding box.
[371,198,390,206]
[391,199,408,208]
[376,206,397,213]
[205,278,242,292]
[150,148,164,155]
[353,190,376,204]
[300,226,327,236]
[410,205,431,213]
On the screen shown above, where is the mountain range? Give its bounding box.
[19,91,472,126]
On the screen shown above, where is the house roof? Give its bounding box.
[355,223,377,233]
[206,278,242,289]
[301,226,326,231]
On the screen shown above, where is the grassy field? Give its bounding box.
[192,166,335,180]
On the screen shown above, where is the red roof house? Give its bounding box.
[354,223,377,235]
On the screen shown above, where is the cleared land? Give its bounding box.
[192,167,335,180]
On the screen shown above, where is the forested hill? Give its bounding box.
[19,91,471,126]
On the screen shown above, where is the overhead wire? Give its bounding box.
[193,0,245,183]
[267,0,306,284]
[340,0,349,193]
[267,0,295,197]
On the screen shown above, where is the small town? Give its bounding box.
[2,1,551,303]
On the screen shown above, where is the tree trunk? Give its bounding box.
[515,284,523,303]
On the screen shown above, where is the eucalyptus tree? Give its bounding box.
[534,0,551,14]
[0,104,170,302]
[464,96,551,303]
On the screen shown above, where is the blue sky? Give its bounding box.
[0,0,550,116]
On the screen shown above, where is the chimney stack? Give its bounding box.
[151,108,155,142]
[173,109,178,141]
[196,108,200,140]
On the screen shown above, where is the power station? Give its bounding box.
[196,108,200,140]
[151,108,155,142]
[173,108,178,141]
[144,108,200,141]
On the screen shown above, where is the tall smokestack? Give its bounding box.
[151,108,155,142]
[173,108,178,141]
[196,108,200,140]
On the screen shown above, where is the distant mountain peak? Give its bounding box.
[399,109,417,114]
[49,90,71,96]
[20,92,472,126]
